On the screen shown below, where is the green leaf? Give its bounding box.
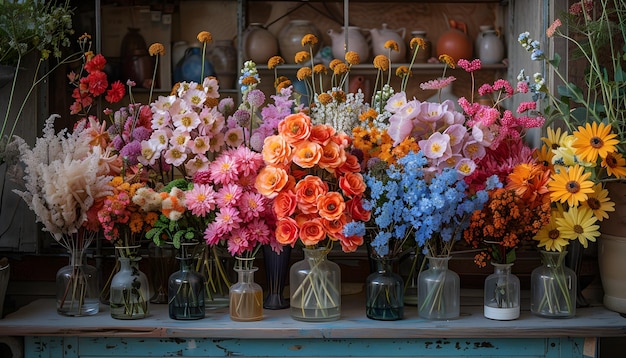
[505,249,517,264]
[548,53,561,67]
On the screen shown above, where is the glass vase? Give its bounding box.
[56,248,99,316]
[417,256,460,320]
[484,262,520,320]
[366,257,404,320]
[290,247,341,322]
[531,250,576,318]
[110,246,150,319]
[168,243,205,320]
[399,248,424,306]
[148,242,177,304]
[195,245,232,310]
[263,245,291,310]
[229,257,263,321]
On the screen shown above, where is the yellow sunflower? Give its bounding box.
[534,210,570,252]
[601,152,626,179]
[582,183,615,221]
[572,122,619,163]
[548,164,594,207]
[541,127,569,151]
[556,206,600,248]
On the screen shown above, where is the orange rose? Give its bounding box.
[322,214,347,236]
[318,141,346,171]
[331,131,352,148]
[295,175,328,214]
[337,153,362,174]
[276,217,299,246]
[295,212,317,226]
[273,190,297,218]
[339,234,364,253]
[346,196,371,222]
[292,140,322,168]
[309,124,336,146]
[262,135,292,167]
[339,172,366,197]
[299,218,326,246]
[255,166,289,199]
[317,191,346,221]
[277,112,311,145]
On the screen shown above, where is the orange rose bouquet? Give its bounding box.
[255,112,369,253]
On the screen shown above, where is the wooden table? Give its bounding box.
[0,295,625,357]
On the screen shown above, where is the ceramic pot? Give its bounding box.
[243,23,279,64]
[120,28,154,88]
[370,23,406,63]
[476,27,505,64]
[599,181,626,314]
[328,26,369,62]
[278,20,321,64]
[436,19,473,61]
[208,40,238,88]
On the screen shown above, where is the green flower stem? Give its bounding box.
[291,254,339,318]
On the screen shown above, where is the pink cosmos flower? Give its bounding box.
[185,184,216,217]
[209,153,239,185]
[216,183,243,207]
[182,87,207,108]
[172,110,201,132]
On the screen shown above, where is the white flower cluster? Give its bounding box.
[12,115,113,246]
[310,88,367,134]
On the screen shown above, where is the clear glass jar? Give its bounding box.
[290,247,341,322]
[366,257,404,320]
[531,250,576,318]
[417,256,460,320]
[110,255,150,320]
[195,245,232,310]
[229,257,263,321]
[484,262,520,320]
[168,243,205,320]
[56,249,99,316]
[148,242,177,304]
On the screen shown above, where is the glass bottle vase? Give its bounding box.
[168,243,205,320]
[148,242,177,304]
[484,262,520,320]
[531,250,576,318]
[110,255,150,320]
[196,245,232,310]
[290,247,341,322]
[56,249,99,316]
[365,257,404,320]
[229,257,263,321]
[263,245,291,310]
[417,256,460,320]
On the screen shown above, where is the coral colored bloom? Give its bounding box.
[273,190,297,218]
[275,217,299,246]
[299,218,326,246]
[255,166,289,199]
[339,234,364,253]
[339,172,366,197]
[262,135,292,167]
[292,140,322,168]
[105,81,125,103]
[345,196,371,222]
[278,113,311,144]
[295,175,328,214]
[317,191,346,221]
[309,124,335,146]
[318,141,346,170]
[84,54,107,73]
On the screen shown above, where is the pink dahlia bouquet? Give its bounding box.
[254,112,370,253]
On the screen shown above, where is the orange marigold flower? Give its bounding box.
[301,33,319,46]
[313,63,327,74]
[296,67,312,80]
[384,40,399,51]
[317,92,333,105]
[268,56,285,69]
[438,54,456,68]
[241,76,259,86]
[79,33,91,41]
[148,43,165,56]
[410,37,426,50]
[345,51,360,65]
[276,79,292,91]
[329,59,343,70]
[294,51,310,64]
[373,55,390,71]
[332,90,346,103]
[197,31,213,44]
[204,97,219,108]
[332,62,348,75]
[396,65,410,77]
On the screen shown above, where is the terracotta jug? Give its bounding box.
[328,26,369,62]
[370,23,406,63]
[278,20,322,64]
[243,23,279,64]
[436,19,473,62]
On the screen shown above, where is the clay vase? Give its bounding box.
[208,40,238,89]
[476,27,505,64]
[409,30,432,63]
[370,23,406,63]
[436,19,473,62]
[243,23,279,64]
[120,28,154,88]
[328,26,369,62]
[278,20,322,64]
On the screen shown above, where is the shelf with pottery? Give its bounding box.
[1,293,624,357]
